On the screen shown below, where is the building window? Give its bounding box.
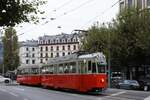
[56,39,59,43]
[32,60,35,64]
[65,39,67,43]
[53,39,55,43]
[26,47,29,51]
[120,1,124,11]
[46,58,48,61]
[51,53,53,58]
[32,53,35,58]
[51,46,53,51]
[40,59,43,63]
[56,53,59,57]
[26,60,29,64]
[68,52,70,55]
[32,48,34,51]
[137,0,142,8]
[40,53,43,57]
[56,46,59,51]
[68,45,70,50]
[73,45,76,50]
[46,46,48,51]
[62,52,65,56]
[26,53,29,57]
[43,40,45,44]
[48,40,50,44]
[40,47,43,51]
[128,0,132,8]
[73,38,76,42]
[147,0,150,6]
[45,53,48,57]
[62,46,65,50]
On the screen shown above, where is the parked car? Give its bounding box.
[116,80,140,90]
[138,79,150,91]
[0,75,11,83]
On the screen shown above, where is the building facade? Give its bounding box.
[38,33,80,64]
[19,31,86,66]
[120,0,150,11]
[19,40,39,66]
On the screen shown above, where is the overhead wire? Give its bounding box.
[18,0,96,34]
[41,0,73,24]
[17,0,74,33]
[42,0,96,25]
[81,0,120,29]
[17,0,120,38]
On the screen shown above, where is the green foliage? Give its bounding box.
[114,8,150,66]
[0,0,46,26]
[2,27,19,72]
[83,24,109,53]
[82,8,150,68]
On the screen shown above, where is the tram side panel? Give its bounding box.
[53,74,80,90]
[78,74,107,92]
[41,74,55,87]
[27,75,41,85]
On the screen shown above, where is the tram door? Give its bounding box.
[78,60,87,91]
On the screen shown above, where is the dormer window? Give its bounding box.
[53,39,55,43]
[48,40,50,44]
[43,40,45,44]
[73,38,76,42]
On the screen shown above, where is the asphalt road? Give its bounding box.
[0,84,150,100]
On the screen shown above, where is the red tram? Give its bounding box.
[17,65,41,85]
[17,52,107,93]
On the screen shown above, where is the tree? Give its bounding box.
[114,8,150,66]
[82,8,150,79]
[0,0,46,27]
[82,23,117,62]
[2,27,19,72]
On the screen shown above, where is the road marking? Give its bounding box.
[14,88,25,91]
[9,92,18,97]
[111,91,126,96]
[23,98,29,100]
[144,95,150,100]
[0,89,7,92]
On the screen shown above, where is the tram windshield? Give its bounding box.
[87,60,106,74]
[97,62,106,73]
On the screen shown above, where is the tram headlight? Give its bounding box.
[101,78,105,83]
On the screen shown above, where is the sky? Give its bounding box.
[15,0,119,41]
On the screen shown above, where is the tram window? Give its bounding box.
[64,63,69,73]
[17,70,21,75]
[41,67,46,74]
[92,62,97,73]
[69,62,76,73]
[79,61,86,74]
[88,61,92,73]
[24,68,29,74]
[44,66,48,74]
[58,64,64,73]
[48,66,54,74]
[31,68,39,74]
[97,63,105,73]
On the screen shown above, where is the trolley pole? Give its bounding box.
[108,28,111,88]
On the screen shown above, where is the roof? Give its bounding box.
[18,65,41,69]
[19,40,38,47]
[47,52,106,65]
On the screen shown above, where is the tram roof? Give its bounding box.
[47,52,106,65]
[17,64,41,69]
